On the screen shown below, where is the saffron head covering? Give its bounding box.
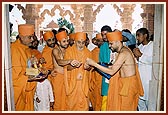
[18,24,34,36]
[56,31,68,41]
[96,33,102,39]
[106,31,122,42]
[74,32,86,41]
[43,31,54,41]
[69,33,75,40]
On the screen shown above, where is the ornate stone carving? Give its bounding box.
[71,4,84,32]
[113,4,123,16]
[140,4,154,35]
[16,4,26,20]
[16,4,38,24]
[92,4,104,22]
[83,4,94,38]
[46,20,59,28]
[14,3,153,38]
[114,4,135,31]
[63,10,74,21]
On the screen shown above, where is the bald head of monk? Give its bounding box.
[74,32,87,51]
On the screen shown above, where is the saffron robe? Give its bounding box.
[42,45,54,70]
[51,73,67,110]
[106,47,144,111]
[42,45,54,81]
[11,39,37,111]
[24,49,43,110]
[89,47,102,111]
[64,45,92,111]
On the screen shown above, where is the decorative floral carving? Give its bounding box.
[63,10,74,21]
[115,4,136,31]
[92,4,104,22]
[113,4,123,16]
[16,4,38,21]
[16,4,26,20]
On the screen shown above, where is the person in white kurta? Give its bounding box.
[34,78,54,111]
[133,28,153,111]
[138,41,153,110]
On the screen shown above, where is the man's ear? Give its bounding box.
[144,34,147,39]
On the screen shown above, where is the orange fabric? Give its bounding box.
[106,47,144,111]
[51,73,67,110]
[106,72,120,111]
[74,32,86,41]
[11,39,36,111]
[67,80,89,111]
[56,31,68,41]
[24,82,37,111]
[64,45,92,110]
[69,33,75,40]
[91,47,99,62]
[42,45,55,81]
[107,31,122,42]
[96,33,102,39]
[89,47,102,111]
[43,31,54,41]
[107,73,143,111]
[42,46,54,70]
[18,24,34,36]
[24,49,40,111]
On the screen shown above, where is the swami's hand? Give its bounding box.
[86,58,96,66]
[70,60,82,68]
[50,69,58,77]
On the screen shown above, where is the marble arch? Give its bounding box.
[11,3,154,40]
[5,3,164,111]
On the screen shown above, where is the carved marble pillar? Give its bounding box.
[17,4,39,25]
[35,4,43,38]
[71,4,84,32]
[141,4,154,35]
[17,4,39,35]
[83,4,94,39]
[119,4,135,31]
